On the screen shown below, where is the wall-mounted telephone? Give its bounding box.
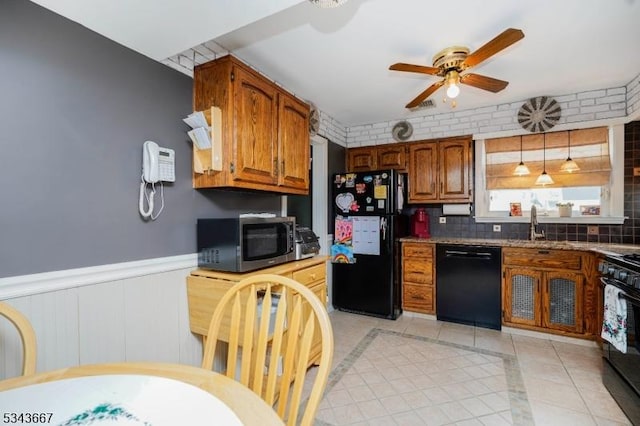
[139,141,175,220]
[143,140,175,183]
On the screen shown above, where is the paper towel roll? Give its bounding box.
[442,203,471,215]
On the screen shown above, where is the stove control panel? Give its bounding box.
[599,259,640,290]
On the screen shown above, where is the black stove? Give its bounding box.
[599,253,640,424]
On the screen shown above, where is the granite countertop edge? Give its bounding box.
[398,237,640,256]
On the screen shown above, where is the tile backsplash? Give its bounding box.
[406,121,640,245]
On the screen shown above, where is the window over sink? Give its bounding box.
[474,124,625,224]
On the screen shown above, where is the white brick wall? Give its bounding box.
[346,82,638,146]
[318,111,347,146]
[628,74,640,118]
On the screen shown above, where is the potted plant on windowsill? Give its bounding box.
[556,202,573,217]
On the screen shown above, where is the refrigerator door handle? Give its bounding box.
[381,217,387,240]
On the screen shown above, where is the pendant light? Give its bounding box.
[513,135,530,176]
[560,130,580,173]
[535,133,554,185]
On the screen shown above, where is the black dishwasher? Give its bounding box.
[436,244,502,330]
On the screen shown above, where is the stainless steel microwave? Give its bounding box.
[197,217,296,272]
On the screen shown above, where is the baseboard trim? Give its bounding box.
[0,254,198,299]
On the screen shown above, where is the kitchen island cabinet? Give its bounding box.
[192,54,310,194]
[186,257,328,366]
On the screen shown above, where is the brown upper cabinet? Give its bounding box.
[408,136,473,203]
[192,55,310,194]
[346,143,407,172]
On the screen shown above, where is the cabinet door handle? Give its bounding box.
[440,182,443,193]
[281,160,285,176]
[431,182,435,193]
[538,250,550,254]
[310,273,316,280]
[274,159,279,176]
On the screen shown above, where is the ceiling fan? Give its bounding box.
[389,28,524,108]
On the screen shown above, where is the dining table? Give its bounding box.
[0,362,284,425]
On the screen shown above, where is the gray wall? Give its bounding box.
[0,0,280,278]
[327,141,346,233]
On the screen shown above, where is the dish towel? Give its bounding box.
[601,284,627,353]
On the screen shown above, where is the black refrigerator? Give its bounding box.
[331,169,407,319]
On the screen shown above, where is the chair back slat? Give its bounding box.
[285,315,315,426]
[202,274,334,426]
[264,287,288,405]
[252,285,273,393]
[225,293,243,380]
[0,302,37,376]
[239,285,258,387]
[275,294,304,418]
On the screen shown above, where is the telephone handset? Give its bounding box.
[139,141,175,220]
[143,141,175,183]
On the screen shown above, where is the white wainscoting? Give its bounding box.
[0,255,203,380]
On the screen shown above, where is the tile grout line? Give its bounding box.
[309,327,535,425]
[549,341,601,424]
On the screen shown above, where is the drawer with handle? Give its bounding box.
[292,263,326,286]
[503,248,582,270]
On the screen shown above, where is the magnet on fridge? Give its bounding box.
[345,173,356,188]
[363,176,373,183]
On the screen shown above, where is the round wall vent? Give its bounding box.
[517,96,561,132]
[392,121,413,141]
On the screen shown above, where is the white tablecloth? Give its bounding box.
[0,374,243,425]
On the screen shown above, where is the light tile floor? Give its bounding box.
[311,310,631,426]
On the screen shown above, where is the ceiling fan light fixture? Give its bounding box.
[308,0,348,8]
[446,84,460,99]
[445,70,460,99]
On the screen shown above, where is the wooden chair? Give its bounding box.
[0,301,37,376]
[201,274,334,426]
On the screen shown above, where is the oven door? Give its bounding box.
[601,276,640,423]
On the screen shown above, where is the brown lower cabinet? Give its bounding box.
[186,257,328,366]
[401,242,435,314]
[399,243,600,339]
[502,247,598,337]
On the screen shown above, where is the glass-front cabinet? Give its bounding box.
[502,248,585,335]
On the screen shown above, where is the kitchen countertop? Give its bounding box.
[399,237,640,256]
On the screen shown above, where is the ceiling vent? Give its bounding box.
[416,99,436,109]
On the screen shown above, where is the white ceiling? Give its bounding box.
[30,0,640,127]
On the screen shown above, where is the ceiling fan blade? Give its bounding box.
[460,28,524,69]
[390,63,441,75]
[460,73,509,92]
[406,81,444,108]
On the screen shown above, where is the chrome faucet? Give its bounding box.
[530,205,545,241]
